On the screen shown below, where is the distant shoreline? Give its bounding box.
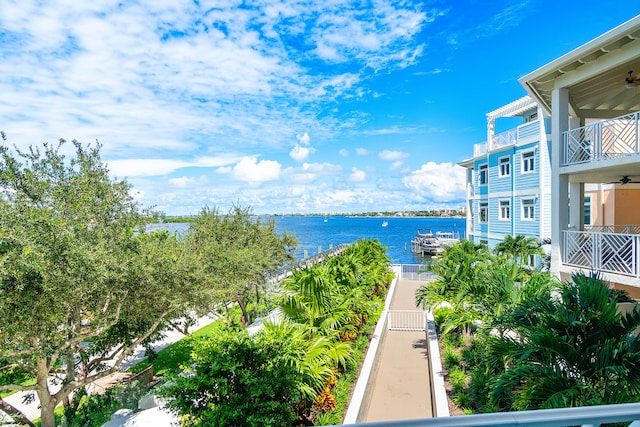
[154,213,466,223]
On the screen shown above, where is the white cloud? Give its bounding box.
[290,145,316,162]
[231,157,282,182]
[168,176,208,188]
[339,148,349,157]
[355,147,369,156]
[379,150,409,161]
[402,162,466,202]
[284,162,342,183]
[349,168,367,182]
[106,156,239,178]
[391,160,404,169]
[297,132,311,145]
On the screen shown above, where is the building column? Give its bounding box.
[466,167,473,240]
[487,117,495,151]
[569,182,584,230]
[551,87,570,278]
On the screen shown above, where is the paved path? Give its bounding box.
[362,279,433,423]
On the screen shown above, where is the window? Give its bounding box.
[479,202,488,223]
[478,164,488,185]
[522,151,535,173]
[584,196,591,226]
[499,200,510,220]
[522,198,535,220]
[527,254,537,268]
[499,157,510,177]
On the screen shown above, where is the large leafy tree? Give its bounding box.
[0,139,201,427]
[491,272,640,410]
[188,206,297,326]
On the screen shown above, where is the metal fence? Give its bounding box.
[387,310,427,332]
[399,264,437,281]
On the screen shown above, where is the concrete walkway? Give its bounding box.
[361,279,433,423]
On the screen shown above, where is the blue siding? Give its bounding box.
[491,151,513,194]
[514,195,539,236]
[490,198,512,235]
[475,159,489,196]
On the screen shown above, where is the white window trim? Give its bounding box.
[499,199,511,221]
[478,164,488,186]
[499,156,511,178]
[479,202,488,223]
[521,198,535,221]
[521,151,535,174]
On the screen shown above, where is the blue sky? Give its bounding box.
[1,2,639,215]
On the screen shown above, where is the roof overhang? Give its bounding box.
[486,96,536,120]
[519,15,640,119]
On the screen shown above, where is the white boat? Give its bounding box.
[411,228,460,256]
[382,221,388,227]
[435,231,461,246]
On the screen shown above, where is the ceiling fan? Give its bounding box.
[610,176,640,185]
[626,70,640,88]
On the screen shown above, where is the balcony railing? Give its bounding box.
[586,224,640,234]
[563,230,640,277]
[472,120,541,157]
[563,111,640,166]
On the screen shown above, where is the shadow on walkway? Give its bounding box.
[360,279,433,423]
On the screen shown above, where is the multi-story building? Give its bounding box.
[520,15,640,296]
[459,96,552,251]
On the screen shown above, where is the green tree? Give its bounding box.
[493,235,543,267]
[0,139,202,427]
[162,328,309,427]
[491,272,640,410]
[188,206,297,326]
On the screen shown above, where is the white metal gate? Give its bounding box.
[400,264,437,281]
[387,310,427,331]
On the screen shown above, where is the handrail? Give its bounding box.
[562,111,640,166]
[563,230,640,277]
[337,402,640,426]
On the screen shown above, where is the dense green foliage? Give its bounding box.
[490,272,640,410]
[0,139,296,426]
[422,238,640,413]
[188,205,298,326]
[163,239,392,426]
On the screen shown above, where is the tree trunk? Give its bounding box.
[37,390,57,427]
[237,299,248,327]
[36,359,58,427]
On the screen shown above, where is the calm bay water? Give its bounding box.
[152,216,465,264]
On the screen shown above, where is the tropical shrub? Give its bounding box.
[491,272,640,410]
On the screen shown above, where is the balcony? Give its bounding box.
[473,120,541,157]
[563,228,640,277]
[563,112,640,166]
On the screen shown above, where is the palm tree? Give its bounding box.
[490,272,640,410]
[494,235,543,266]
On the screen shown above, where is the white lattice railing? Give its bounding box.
[563,230,640,277]
[492,128,518,150]
[563,111,640,165]
[585,224,640,234]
